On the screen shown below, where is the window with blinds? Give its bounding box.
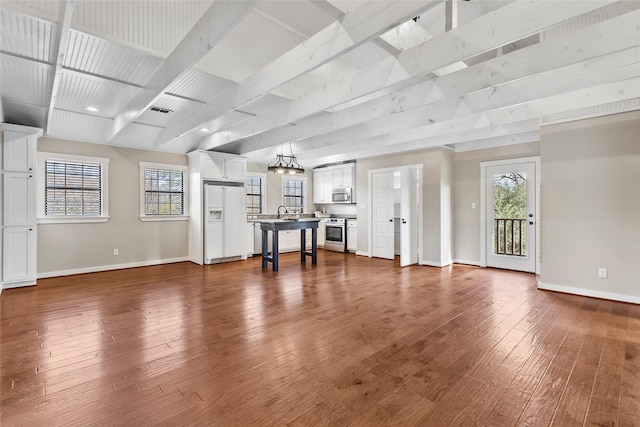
[45,160,102,216]
[144,168,184,215]
[246,176,263,214]
[283,178,304,212]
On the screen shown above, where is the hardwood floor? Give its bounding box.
[1,252,639,426]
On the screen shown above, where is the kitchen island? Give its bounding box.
[257,219,320,271]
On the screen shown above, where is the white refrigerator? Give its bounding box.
[203,181,246,264]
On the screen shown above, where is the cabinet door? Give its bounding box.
[347,226,357,251]
[2,227,36,284]
[331,168,345,188]
[3,172,36,226]
[3,131,35,172]
[343,165,354,188]
[318,221,325,247]
[313,170,326,203]
[201,154,224,179]
[224,159,245,181]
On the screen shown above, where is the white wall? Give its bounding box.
[37,138,189,277]
[453,142,541,264]
[539,111,640,303]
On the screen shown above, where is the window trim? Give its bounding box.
[246,172,266,215]
[139,161,189,222]
[37,152,110,224]
[281,175,307,213]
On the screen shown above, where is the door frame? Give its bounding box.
[480,156,540,273]
[367,165,423,264]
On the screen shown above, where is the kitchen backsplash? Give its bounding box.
[316,203,357,217]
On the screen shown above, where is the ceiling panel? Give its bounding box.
[1,55,51,105]
[48,109,112,143]
[165,69,236,104]
[110,122,162,150]
[55,71,141,117]
[196,11,304,82]
[64,30,163,87]
[256,1,336,37]
[71,0,215,55]
[0,7,57,62]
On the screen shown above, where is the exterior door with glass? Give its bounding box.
[483,160,538,273]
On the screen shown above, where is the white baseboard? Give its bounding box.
[37,257,190,279]
[2,280,37,290]
[453,259,482,266]
[355,251,369,257]
[420,259,453,267]
[538,281,640,305]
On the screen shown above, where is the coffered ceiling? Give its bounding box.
[1,0,639,167]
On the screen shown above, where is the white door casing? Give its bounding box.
[480,157,540,273]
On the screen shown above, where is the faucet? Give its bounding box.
[277,205,288,219]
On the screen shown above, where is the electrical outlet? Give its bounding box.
[471,203,477,209]
[113,249,119,256]
[598,268,607,278]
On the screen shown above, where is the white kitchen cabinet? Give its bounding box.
[2,227,36,284]
[312,169,332,204]
[347,219,357,252]
[3,130,36,172]
[313,163,356,204]
[207,153,246,181]
[2,124,42,288]
[278,229,312,253]
[3,172,36,226]
[317,220,325,247]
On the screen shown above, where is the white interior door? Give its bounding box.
[485,161,537,272]
[400,167,419,266]
[371,171,395,259]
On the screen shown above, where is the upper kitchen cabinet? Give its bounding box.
[191,150,246,182]
[3,128,36,172]
[312,169,332,204]
[313,163,356,204]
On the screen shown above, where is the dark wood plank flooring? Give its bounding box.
[1,252,639,426]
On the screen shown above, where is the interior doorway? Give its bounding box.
[480,157,540,273]
[369,165,422,266]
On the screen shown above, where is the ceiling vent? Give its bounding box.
[149,106,173,114]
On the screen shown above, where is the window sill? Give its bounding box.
[139,215,190,222]
[37,216,110,224]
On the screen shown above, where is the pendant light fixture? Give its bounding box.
[267,143,305,175]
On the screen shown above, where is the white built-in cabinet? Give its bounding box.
[347,219,357,252]
[313,163,356,204]
[2,124,42,288]
[187,150,247,265]
[278,229,313,252]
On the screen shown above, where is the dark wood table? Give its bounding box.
[258,219,319,271]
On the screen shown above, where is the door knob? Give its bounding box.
[389,219,393,222]
[528,213,533,218]
[529,221,534,225]
[402,219,407,224]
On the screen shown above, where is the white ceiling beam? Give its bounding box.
[205,0,618,151]
[105,0,259,142]
[155,0,440,146]
[45,0,74,135]
[231,9,640,155]
[445,0,457,31]
[297,77,640,165]
[288,47,640,155]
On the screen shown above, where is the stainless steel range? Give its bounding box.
[324,218,347,252]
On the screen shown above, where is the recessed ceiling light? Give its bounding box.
[86,106,99,112]
[200,128,210,132]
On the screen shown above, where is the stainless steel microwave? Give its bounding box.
[331,187,352,203]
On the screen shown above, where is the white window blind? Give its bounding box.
[45,159,102,216]
[144,168,184,215]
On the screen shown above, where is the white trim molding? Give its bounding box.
[37,257,190,279]
[479,156,541,273]
[421,259,453,268]
[538,281,640,305]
